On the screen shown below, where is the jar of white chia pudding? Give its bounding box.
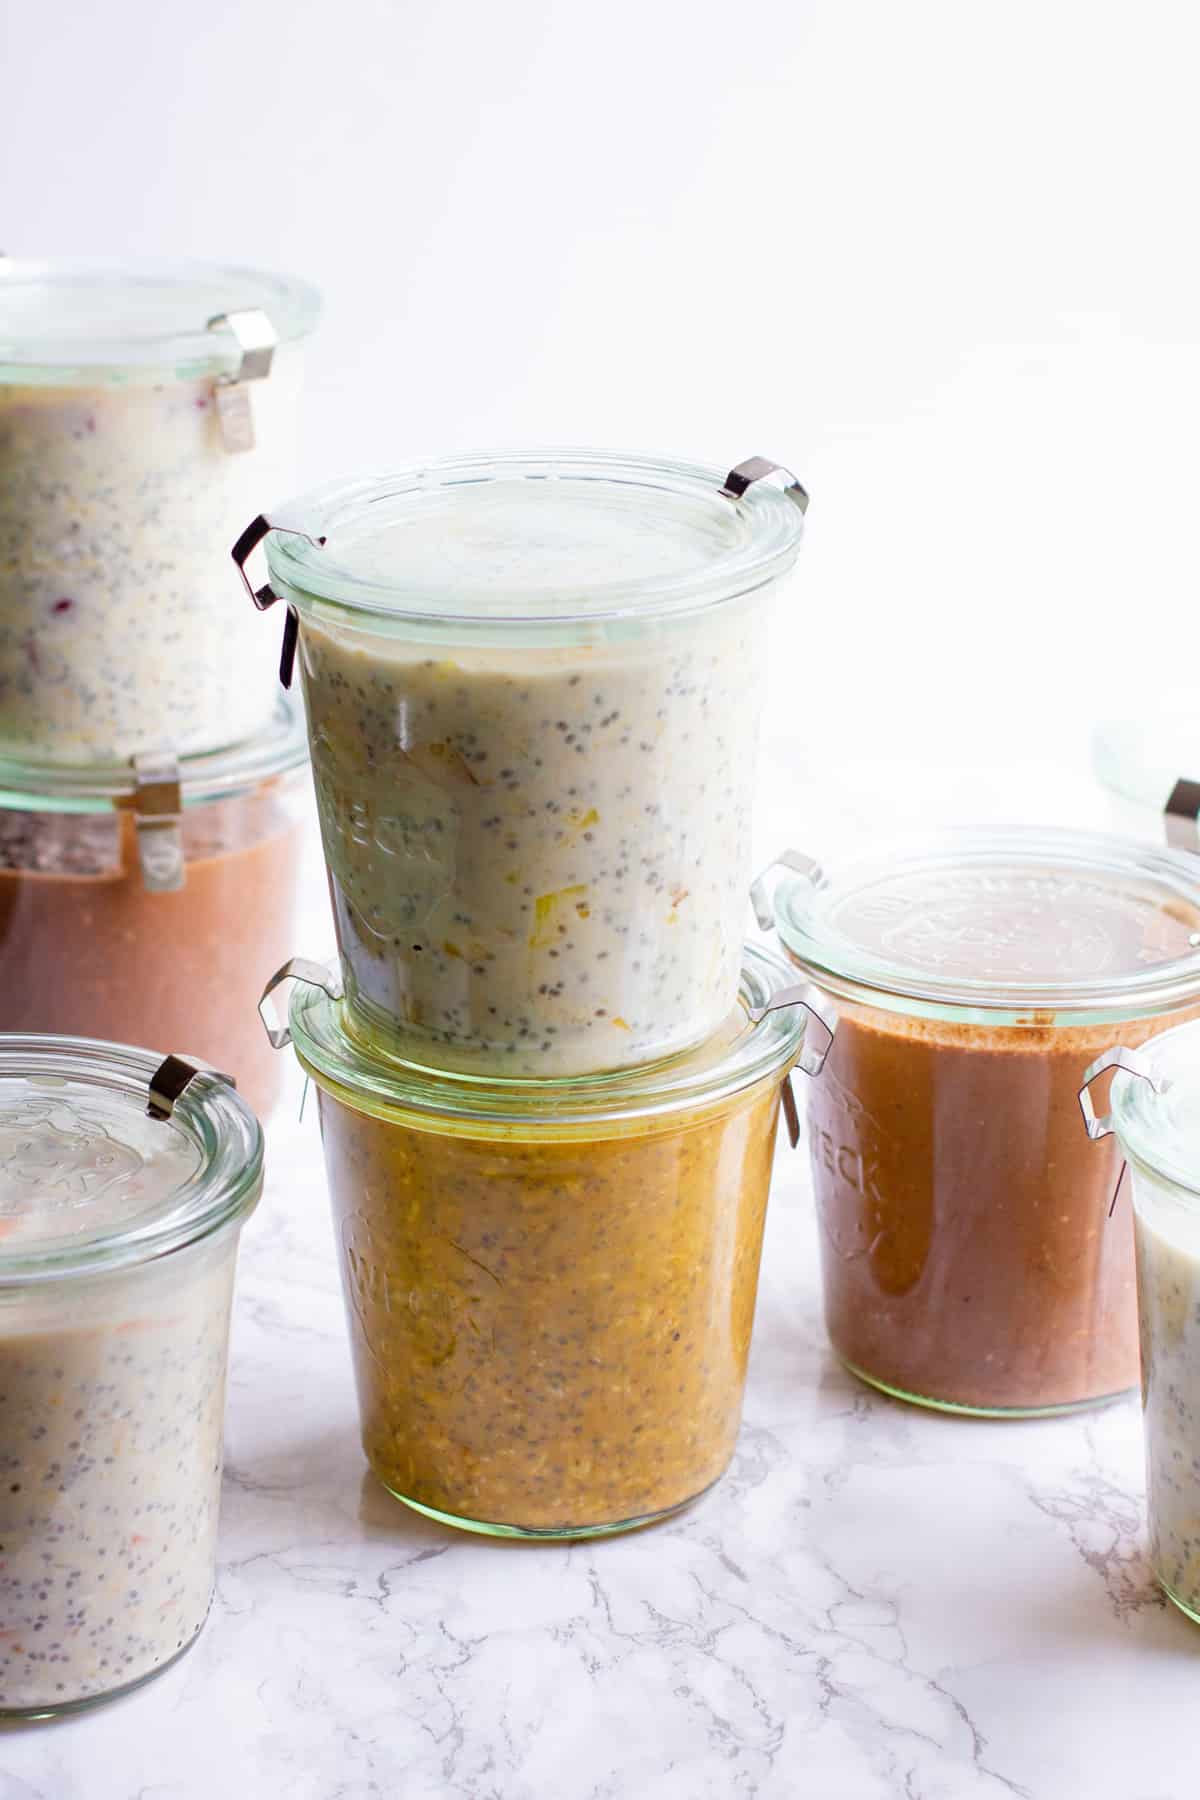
[0,1039,262,1717]
[0,259,320,764]
[1081,1023,1200,1624]
[237,451,807,1075]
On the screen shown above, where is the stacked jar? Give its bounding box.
[244,450,825,1537]
[0,259,321,1113]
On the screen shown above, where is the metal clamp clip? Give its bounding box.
[131,751,184,893]
[147,1053,235,1121]
[1078,1046,1169,1141]
[259,957,344,1050]
[745,980,838,1078]
[750,850,824,933]
[1166,778,1200,852]
[207,308,278,453]
[231,515,327,689]
[720,456,809,515]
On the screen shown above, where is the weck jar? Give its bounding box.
[1080,1022,1200,1625]
[236,450,808,1076]
[0,257,320,763]
[0,700,309,1117]
[755,828,1200,1416]
[261,942,833,1537]
[0,1038,262,1717]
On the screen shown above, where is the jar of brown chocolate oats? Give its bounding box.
[756,828,1200,1416]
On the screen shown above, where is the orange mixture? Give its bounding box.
[0,785,301,1118]
[808,997,1200,1413]
[313,1076,785,1533]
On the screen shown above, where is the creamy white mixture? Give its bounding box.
[0,357,301,762]
[1134,1170,1200,1617]
[0,1089,237,1714]
[300,598,765,1075]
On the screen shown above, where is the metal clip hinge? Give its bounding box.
[132,750,184,893]
[745,980,838,1078]
[750,850,824,933]
[147,1054,235,1121]
[207,308,278,453]
[721,456,809,515]
[781,1073,801,1149]
[1078,1046,1170,1141]
[259,957,345,1050]
[231,515,327,688]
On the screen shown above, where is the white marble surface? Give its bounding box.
[4,759,1198,1799]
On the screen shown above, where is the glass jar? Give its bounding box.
[1080,1023,1200,1624]
[1093,717,1200,848]
[0,258,320,764]
[0,701,309,1118]
[239,451,808,1077]
[263,942,831,1537]
[756,829,1200,1416]
[0,1036,262,1717]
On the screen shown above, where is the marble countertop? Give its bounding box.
[2,1055,1195,1800]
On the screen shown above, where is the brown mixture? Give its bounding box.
[807,998,1200,1413]
[313,1077,784,1533]
[0,785,302,1118]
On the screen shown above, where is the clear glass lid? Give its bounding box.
[1109,1020,1200,1197]
[768,828,1200,1025]
[0,696,307,814]
[286,943,817,1130]
[0,258,321,384]
[0,1037,262,1285]
[265,450,806,627]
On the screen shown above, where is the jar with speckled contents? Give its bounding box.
[250,451,807,1077]
[269,942,827,1538]
[0,1037,261,1719]
[0,259,319,764]
[1081,1022,1200,1627]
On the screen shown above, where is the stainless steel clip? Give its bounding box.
[231,515,327,689]
[721,456,809,515]
[207,308,278,453]
[147,1053,235,1121]
[749,850,825,933]
[1165,778,1200,852]
[131,750,184,893]
[259,957,345,1050]
[1078,1046,1169,1141]
[745,980,838,1078]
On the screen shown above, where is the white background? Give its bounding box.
[3,0,1199,842]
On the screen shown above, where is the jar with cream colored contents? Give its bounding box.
[0,1038,262,1718]
[236,451,808,1077]
[0,701,309,1118]
[262,944,832,1537]
[0,258,320,764]
[755,829,1200,1416]
[1080,1024,1200,1624]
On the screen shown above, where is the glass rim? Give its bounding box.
[0,696,308,812]
[0,257,321,384]
[263,448,806,630]
[771,826,1200,1026]
[287,943,809,1131]
[0,1035,263,1288]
